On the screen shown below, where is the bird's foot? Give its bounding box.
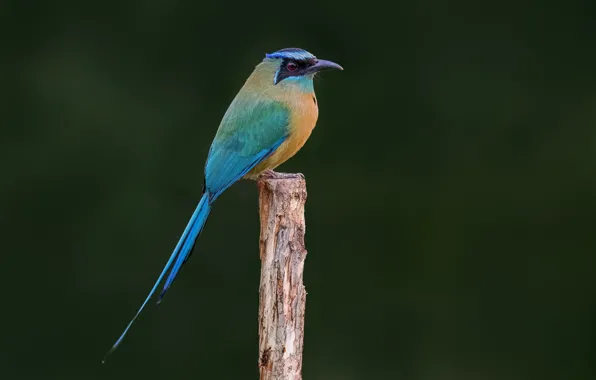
[258,170,305,181]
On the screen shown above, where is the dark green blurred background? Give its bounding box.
[2,0,596,379]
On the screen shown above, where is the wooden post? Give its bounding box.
[257,172,308,380]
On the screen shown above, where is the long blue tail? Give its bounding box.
[103,193,212,362]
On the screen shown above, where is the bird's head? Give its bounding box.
[259,48,343,92]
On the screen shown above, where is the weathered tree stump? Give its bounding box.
[256,172,308,380]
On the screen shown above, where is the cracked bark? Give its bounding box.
[257,172,308,380]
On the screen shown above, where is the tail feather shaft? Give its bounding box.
[159,196,211,300]
[102,193,211,362]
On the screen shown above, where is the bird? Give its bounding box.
[103,47,342,361]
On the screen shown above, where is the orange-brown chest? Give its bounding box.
[285,91,319,157]
[250,92,319,175]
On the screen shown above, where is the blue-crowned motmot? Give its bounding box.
[104,48,342,360]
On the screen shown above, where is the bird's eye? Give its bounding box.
[286,62,298,71]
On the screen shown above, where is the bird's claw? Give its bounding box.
[258,170,305,180]
[259,169,277,179]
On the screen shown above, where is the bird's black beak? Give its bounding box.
[307,59,343,74]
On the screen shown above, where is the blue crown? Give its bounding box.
[265,48,316,61]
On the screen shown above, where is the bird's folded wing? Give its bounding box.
[204,97,290,199]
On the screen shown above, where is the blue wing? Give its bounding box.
[204,96,291,198]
